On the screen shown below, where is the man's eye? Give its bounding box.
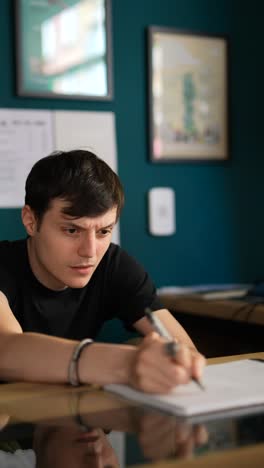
[65,228,78,234]
[100,229,111,236]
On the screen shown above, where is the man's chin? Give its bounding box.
[67,276,92,289]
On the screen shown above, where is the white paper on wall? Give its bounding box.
[0,108,54,207]
[0,108,120,244]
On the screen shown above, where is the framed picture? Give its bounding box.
[148,27,229,162]
[15,0,113,100]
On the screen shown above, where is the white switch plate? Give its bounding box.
[148,187,176,236]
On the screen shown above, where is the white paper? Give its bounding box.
[158,284,252,295]
[0,108,54,207]
[54,110,118,172]
[54,110,119,244]
[106,360,264,419]
[0,108,120,244]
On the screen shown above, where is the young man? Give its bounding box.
[0,150,205,393]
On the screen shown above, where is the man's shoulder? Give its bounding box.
[103,243,145,275]
[106,242,121,257]
[0,239,27,268]
[0,239,27,253]
[0,240,27,302]
[105,243,133,264]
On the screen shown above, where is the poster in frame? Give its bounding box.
[148,27,229,162]
[15,0,113,100]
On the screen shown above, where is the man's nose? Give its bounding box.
[78,233,96,258]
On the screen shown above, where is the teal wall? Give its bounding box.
[0,0,263,288]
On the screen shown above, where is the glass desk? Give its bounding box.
[0,353,263,467]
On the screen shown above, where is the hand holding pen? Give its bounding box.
[145,308,205,391]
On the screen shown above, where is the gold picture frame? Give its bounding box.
[148,27,229,162]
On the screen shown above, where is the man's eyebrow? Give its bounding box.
[60,214,78,221]
[100,222,115,229]
[59,219,116,229]
[59,215,85,228]
[60,219,82,226]
[59,218,86,229]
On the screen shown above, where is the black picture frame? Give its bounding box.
[15,0,113,101]
[148,27,230,162]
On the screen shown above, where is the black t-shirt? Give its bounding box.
[0,240,162,340]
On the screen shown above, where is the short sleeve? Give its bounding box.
[0,265,17,307]
[105,247,163,328]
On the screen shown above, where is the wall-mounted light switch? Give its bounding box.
[148,187,176,236]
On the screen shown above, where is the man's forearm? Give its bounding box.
[0,328,206,393]
[0,332,136,385]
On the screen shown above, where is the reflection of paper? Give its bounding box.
[54,110,119,243]
[108,432,125,468]
[0,448,35,467]
[0,109,54,207]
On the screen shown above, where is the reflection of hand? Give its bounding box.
[137,411,208,461]
[129,333,205,394]
[77,396,208,462]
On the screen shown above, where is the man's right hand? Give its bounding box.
[128,332,206,394]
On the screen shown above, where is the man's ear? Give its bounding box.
[21,205,38,236]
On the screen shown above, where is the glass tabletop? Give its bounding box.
[0,390,264,468]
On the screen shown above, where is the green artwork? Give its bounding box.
[183,73,197,137]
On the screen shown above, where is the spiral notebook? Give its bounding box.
[105,359,264,419]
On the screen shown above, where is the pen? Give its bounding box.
[145,308,205,391]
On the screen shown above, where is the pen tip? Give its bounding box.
[196,379,206,391]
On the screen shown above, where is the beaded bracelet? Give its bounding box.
[68,338,94,386]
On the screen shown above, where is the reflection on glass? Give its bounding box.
[17,0,112,99]
[0,422,120,468]
[0,393,264,467]
[33,425,119,468]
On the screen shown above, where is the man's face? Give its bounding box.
[25,199,117,290]
[34,425,119,468]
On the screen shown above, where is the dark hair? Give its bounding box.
[25,150,124,224]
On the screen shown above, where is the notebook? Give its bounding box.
[105,359,264,419]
